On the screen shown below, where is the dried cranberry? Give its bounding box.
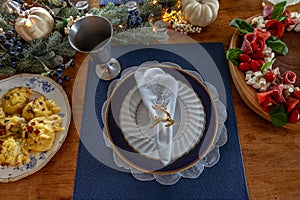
[27,126,33,132]
[34,129,40,135]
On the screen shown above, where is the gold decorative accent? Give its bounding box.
[150,104,175,128]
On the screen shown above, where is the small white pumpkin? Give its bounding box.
[15,7,54,42]
[181,0,219,27]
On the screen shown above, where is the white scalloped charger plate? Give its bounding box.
[0,74,71,182]
[120,81,206,161]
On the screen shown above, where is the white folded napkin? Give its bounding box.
[134,67,178,165]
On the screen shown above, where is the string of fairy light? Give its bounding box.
[158,0,202,34]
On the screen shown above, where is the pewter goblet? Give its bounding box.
[68,15,121,80]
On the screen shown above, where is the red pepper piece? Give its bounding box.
[266,20,285,38]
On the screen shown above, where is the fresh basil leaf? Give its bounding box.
[266,36,288,55]
[226,48,243,66]
[269,104,288,128]
[261,59,276,71]
[270,112,288,127]
[229,19,254,34]
[269,104,286,115]
[272,1,287,20]
[278,15,288,22]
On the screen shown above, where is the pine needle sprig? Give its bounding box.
[47,31,63,49]
[0,13,15,30]
[17,58,46,73]
[140,0,163,21]
[26,39,47,56]
[0,66,16,77]
[57,6,80,18]
[26,31,76,65]
[46,31,76,57]
[53,38,76,57]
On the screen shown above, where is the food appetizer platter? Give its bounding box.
[227,1,300,129]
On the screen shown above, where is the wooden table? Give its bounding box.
[1,0,300,199]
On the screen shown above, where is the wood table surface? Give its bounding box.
[1,0,300,199]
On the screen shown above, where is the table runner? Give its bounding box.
[73,43,249,199]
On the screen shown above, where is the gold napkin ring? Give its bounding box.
[150,104,175,128]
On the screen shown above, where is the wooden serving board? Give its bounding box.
[228,17,300,130]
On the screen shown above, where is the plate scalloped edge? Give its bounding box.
[101,61,228,185]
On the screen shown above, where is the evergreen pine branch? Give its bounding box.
[27,39,47,56]
[54,20,64,32]
[53,39,76,57]
[140,0,163,20]
[0,17,14,30]
[47,31,63,49]
[17,58,46,73]
[88,7,102,16]
[46,31,76,56]
[99,3,129,26]
[0,67,17,77]
[21,31,75,71]
[57,6,80,18]
[0,10,16,30]
[0,0,77,76]
[36,54,52,66]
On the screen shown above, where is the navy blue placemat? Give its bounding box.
[73,43,249,199]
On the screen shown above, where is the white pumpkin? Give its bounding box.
[15,7,54,42]
[181,0,219,27]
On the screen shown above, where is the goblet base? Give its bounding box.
[95,58,121,80]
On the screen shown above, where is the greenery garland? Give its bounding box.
[0,0,191,79]
[0,0,79,77]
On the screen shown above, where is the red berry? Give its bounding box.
[238,62,251,72]
[264,71,275,82]
[289,109,300,123]
[251,52,265,60]
[239,54,251,63]
[250,60,262,72]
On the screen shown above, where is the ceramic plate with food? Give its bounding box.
[0,74,71,182]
